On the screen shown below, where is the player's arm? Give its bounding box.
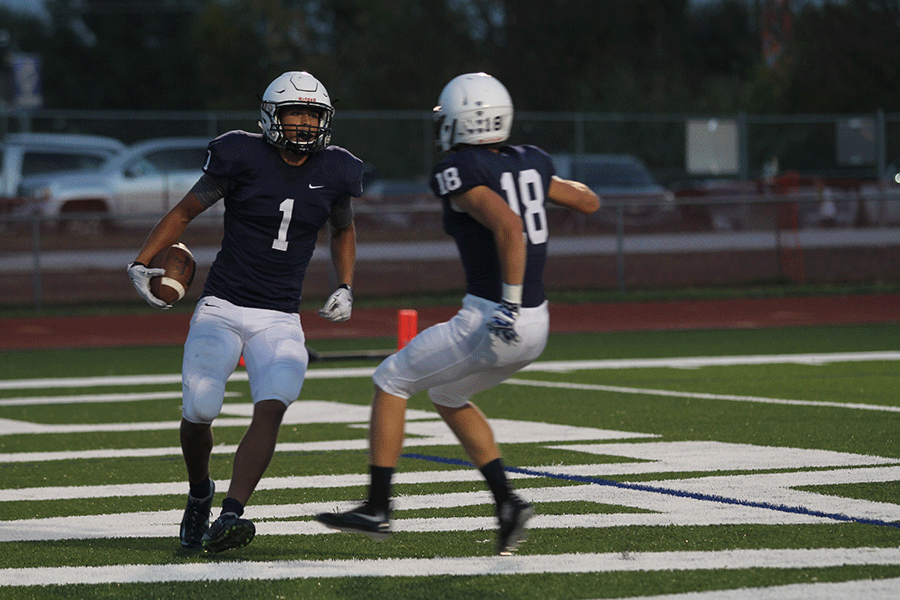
[328,221,356,287]
[128,175,219,309]
[452,185,526,343]
[133,175,220,265]
[318,195,356,322]
[453,185,526,290]
[547,175,600,214]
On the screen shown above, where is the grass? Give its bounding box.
[0,324,898,598]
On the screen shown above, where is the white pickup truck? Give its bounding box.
[15,137,214,234]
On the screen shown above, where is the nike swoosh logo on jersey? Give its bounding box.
[309,184,325,189]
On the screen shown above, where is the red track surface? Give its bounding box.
[3,294,898,351]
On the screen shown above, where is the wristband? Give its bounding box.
[501,283,523,305]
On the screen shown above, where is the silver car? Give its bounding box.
[1,133,126,216]
[16,137,212,234]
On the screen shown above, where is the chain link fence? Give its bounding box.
[2,108,899,308]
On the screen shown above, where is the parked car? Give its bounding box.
[15,137,211,233]
[0,132,125,215]
[356,178,439,234]
[672,174,861,231]
[669,178,761,231]
[857,167,900,226]
[551,153,677,229]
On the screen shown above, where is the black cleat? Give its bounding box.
[180,480,215,549]
[315,503,391,541]
[201,512,256,553]
[497,493,533,556]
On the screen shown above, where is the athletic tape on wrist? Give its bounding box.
[501,283,523,305]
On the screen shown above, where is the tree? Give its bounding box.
[495,0,698,112]
[781,0,900,112]
[299,0,485,109]
[684,0,758,112]
[37,0,202,110]
[192,0,306,110]
[5,0,900,115]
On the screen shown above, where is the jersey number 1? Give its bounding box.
[272,198,293,251]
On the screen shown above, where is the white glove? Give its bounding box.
[127,261,170,310]
[318,284,352,322]
[487,300,521,344]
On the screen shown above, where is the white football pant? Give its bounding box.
[374,294,549,408]
[181,296,308,424]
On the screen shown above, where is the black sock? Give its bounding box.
[221,496,244,517]
[189,477,211,499]
[480,458,511,507]
[368,465,394,512]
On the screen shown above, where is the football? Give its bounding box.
[149,242,196,305]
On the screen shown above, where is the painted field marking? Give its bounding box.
[506,378,900,412]
[0,469,900,543]
[518,351,900,372]
[2,439,898,543]
[1,351,898,391]
[0,547,898,588]
[0,391,239,407]
[0,358,898,592]
[407,453,900,531]
[619,577,900,600]
[0,410,651,460]
[2,441,892,502]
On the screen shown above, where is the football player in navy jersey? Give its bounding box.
[316,73,599,555]
[127,71,364,553]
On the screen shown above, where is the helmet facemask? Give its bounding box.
[259,71,334,154]
[262,102,333,154]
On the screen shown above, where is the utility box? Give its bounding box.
[836,117,875,166]
[686,118,738,175]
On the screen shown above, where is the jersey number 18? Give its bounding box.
[435,167,548,245]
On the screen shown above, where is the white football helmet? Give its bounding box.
[259,71,334,154]
[433,72,513,152]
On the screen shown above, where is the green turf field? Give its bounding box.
[0,323,898,599]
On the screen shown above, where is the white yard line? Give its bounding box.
[517,351,900,372]
[0,548,898,588]
[611,577,900,600]
[0,481,889,544]
[3,464,899,542]
[506,378,900,412]
[1,351,898,390]
[0,391,239,407]
[0,416,649,461]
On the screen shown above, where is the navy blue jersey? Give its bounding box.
[430,145,555,308]
[200,131,364,312]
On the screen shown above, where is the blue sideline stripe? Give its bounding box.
[402,452,900,531]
